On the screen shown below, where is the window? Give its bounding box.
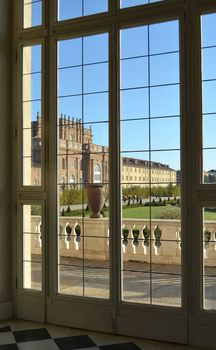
[22,44,43,186]
[57,32,109,298]
[69,175,76,188]
[16,1,216,347]
[94,164,102,183]
[120,20,181,306]
[22,204,43,291]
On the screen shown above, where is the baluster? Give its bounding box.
[142,225,150,255]
[203,228,211,259]
[177,228,181,255]
[132,225,140,254]
[153,225,162,256]
[122,225,129,254]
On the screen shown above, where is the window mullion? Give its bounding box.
[109,24,121,327]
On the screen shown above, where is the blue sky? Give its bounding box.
[23,4,216,172]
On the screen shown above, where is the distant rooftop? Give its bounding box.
[122,157,175,171]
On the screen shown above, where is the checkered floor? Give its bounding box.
[0,320,205,350]
[0,325,141,350]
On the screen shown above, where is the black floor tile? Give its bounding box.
[54,334,96,349]
[0,327,11,333]
[0,345,19,350]
[100,343,141,350]
[13,328,51,343]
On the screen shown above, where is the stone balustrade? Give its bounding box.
[30,216,216,266]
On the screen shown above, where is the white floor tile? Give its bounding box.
[0,332,16,345]
[18,339,59,350]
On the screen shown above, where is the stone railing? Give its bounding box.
[30,216,216,266]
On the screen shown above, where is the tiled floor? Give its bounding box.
[0,320,205,350]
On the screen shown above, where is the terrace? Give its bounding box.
[30,214,216,308]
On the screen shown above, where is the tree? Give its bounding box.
[60,188,87,205]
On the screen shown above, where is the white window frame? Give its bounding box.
[13,0,216,349]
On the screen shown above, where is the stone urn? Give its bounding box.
[87,183,105,218]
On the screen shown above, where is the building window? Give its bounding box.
[94,164,102,183]
[69,175,76,188]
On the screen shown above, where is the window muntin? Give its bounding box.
[22,44,43,187]
[57,33,110,298]
[23,0,42,28]
[57,0,108,22]
[120,20,181,306]
[22,204,43,291]
[201,13,216,184]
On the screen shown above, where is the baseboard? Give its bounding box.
[0,302,13,321]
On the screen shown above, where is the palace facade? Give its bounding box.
[31,115,176,187]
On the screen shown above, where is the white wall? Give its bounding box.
[0,0,12,319]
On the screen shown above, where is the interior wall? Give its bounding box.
[0,0,12,320]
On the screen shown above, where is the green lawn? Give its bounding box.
[63,205,216,220]
[123,206,216,220]
[203,211,216,221]
[123,206,165,219]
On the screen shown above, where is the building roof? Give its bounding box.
[122,157,175,171]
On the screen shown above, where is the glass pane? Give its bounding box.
[120,21,181,307]
[120,26,148,59]
[84,33,108,64]
[123,271,151,304]
[22,45,42,186]
[149,21,179,55]
[120,88,149,120]
[120,0,164,9]
[59,67,82,97]
[121,119,149,152]
[23,0,42,28]
[152,272,181,307]
[151,117,180,150]
[58,0,108,21]
[150,85,180,117]
[150,53,179,85]
[201,13,216,48]
[203,207,216,310]
[121,57,148,89]
[22,204,43,291]
[203,149,216,184]
[84,63,108,93]
[57,33,109,299]
[201,14,216,184]
[59,265,83,296]
[84,93,108,123]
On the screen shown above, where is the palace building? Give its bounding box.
[32,114,176,187]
